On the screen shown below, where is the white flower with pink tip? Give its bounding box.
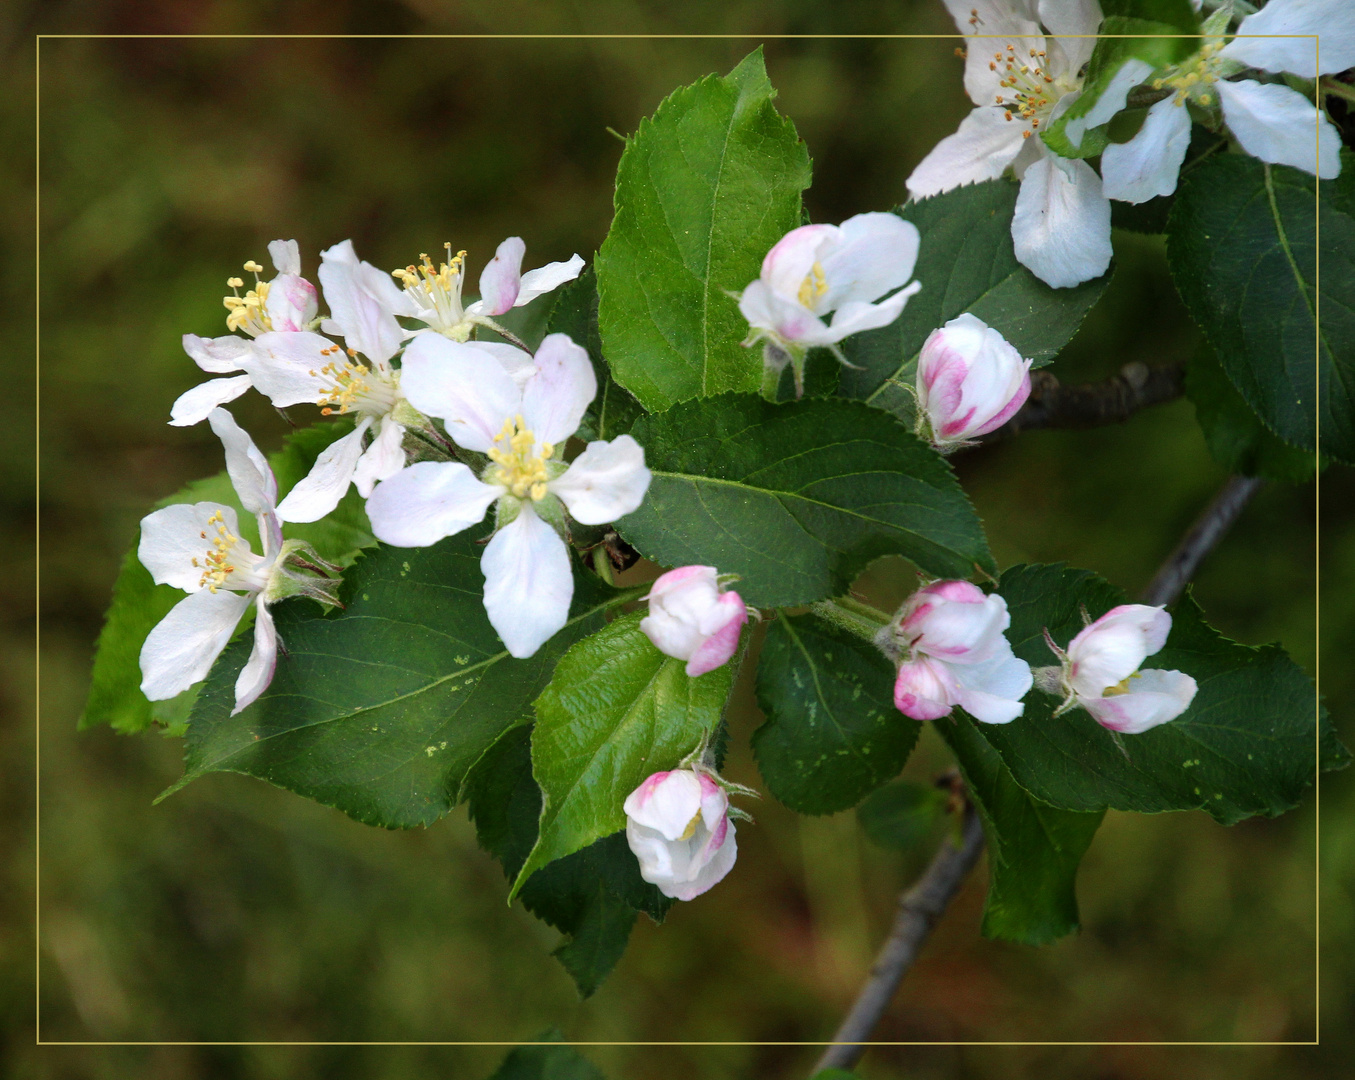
[640,566,748,676]
[883,580,1033,725]
[738,212,921,395]
[137,409,340,715]
[1038,604,1197,734]
[916,313,1032,449]
[623,769,738,901]
[363,332,651,659]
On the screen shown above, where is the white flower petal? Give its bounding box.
[398,332,522,453]
[549,434,651,525]
[1221,0,1355,78]
[263,273,319,333]
[477,236,526,317]
[951,650,1033,724]
[906,107,1028,200]
[1065,57,1156,149]
[1067,603,1171,698]
[515,254,586,306]
[275,419,372,523]
[1084,668,1198,734]
[623,770,705,840]
[818,212,921,311]
[351,417,407,498]
[241,331,333,408]
[183,333,251,374]
[1038,0,1101,73]
[817,287,920,344]
[233,598,279,714]
[943,0,1045,102]
[761,224,839,301]
[738,279,833,345]
[318,240,407,364]
[139,587,253,700]
[520,333,597,446]
[1101,97,1194,203]
[1217,78,1342,180]
[481,505,574,659]
[139,501,245,591]
[465,340,537,388]
[208,408,277,515]
[169,374,253,427]
[365,461,500,548]
[1011,154,1112,288]
[268,238,302,276]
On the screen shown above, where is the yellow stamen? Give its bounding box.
[797,260,828,308]
[486,414,555,500]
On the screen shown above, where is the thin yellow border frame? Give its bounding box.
[32,29,1329,1052]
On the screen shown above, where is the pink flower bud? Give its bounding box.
[623,769,737,901]
[887,580,1032,725]
[916,314,1032,447]
[640,566,748,677]
[1059,604,1197,734]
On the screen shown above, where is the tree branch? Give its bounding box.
[1140,474,1264,606]
[811,803,985,1076]
[982,360,1186,443]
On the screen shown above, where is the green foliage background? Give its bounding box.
[9,1,1355,1077]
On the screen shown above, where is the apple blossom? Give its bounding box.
[915,313,1032,449]
[1036,604,1198,734]
[640,566,749,677]
[363,332,651,659]
[880,579,1033,724]
[623,769,737,901]
[137,409,341,715]
[738,212,922,397]
[907,0,1113,289]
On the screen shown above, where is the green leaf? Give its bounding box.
[1186,342,1318,482]
[617,394,994,607]
[753,614,919,814]
[466,724,669,997]
[595,47,812,411]
[486,1036,607,1080]
[1167,152,1355,463]
[80,422,376,734]
[171,533,620,828]
[856,779,948,851]
[975,564,1348,824]
[547,266,644,442]
[513,611,732,897]
[837,182,1109,424]
[935,715,1103,946]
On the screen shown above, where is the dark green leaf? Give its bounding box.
[514,611,732,896]
[81,422,375,734]
[1187,342,1318,482]
[936,715,1103,945]
[1167,152,1355,463]
[548,266,644,442]
[976,564,1348,824]
[753,614,919,814]
[618,394,994,607]
[486,1036,607,1080]
[171,534,618,828]
[551,890,638,999]
[856,779,948,851]
[837,182,1109,424]
[595,48,812,411]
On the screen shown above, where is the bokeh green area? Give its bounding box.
[12,3,1355,1078]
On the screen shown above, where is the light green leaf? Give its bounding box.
[80,422,375,734]
[1167,151,1355,463]
[617,394,994,607]
[513,611,732,897]
[595,47,811,411]
[753,614,919,814]
[936,715,1103,946]
[171,534,621,829]
[837,182,1109,424]
[976,564,1348,824]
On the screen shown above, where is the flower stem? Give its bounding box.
[808,596,889,642]
[1321,77,1355,104]
[760,361,784,402]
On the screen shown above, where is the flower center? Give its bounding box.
[1154,42,1225,108]
[1103,672,1142,698]
[991,44,1075,138]
[392,242,470,338]
[190,510,245,592]
[222,259,271,336]
[308,343,399,417]
[678,809,701,842]
[797,260,828,308]
[486,414,554,500]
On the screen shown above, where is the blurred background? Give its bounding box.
[8,1,1355,1078]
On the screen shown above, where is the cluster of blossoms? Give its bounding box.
[909,0,1352,289]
